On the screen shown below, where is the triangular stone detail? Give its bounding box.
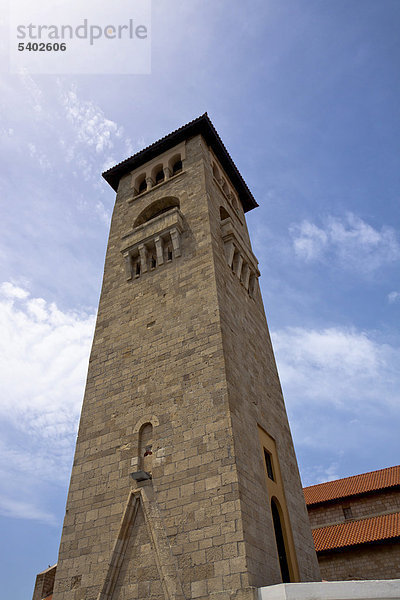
[97,487,185,600]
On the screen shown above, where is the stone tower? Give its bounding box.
[47,114,320,600]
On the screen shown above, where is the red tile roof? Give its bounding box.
[312,512,400,552]
[304,465,400,505]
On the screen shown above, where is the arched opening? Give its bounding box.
[152,164,165,185]
[134,197,180,228]
[139,422,153,474]
[167,152,183,176]
[172,159,182,175]
[271,498,291,583]
[136,174,147,194]
[155,169,165,184]
[220,206,230,221]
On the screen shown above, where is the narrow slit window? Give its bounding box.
[232,249,239,272]
[264,449,274,481]
[271,499,291,583]
[135,261,141,277]
[139,423,153,475]
[150,256,156,269]
[167,247,173,261]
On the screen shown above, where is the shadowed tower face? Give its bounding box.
[47,115,320,600]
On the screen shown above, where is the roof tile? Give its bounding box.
[313,512,400,552]
[304,465,400,505]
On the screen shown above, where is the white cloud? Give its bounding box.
[388,291,400,304]
[60,85,124,154]
[0,282,95,521]
[4,77,133,224]
[95,200,112,226]
[271,325,400,483]
[301,462,341,487]
[291,221,328,261]
[272,326,398,409]
[19,72,44,115]
[290,213,400,272]
[0,495,57,525]
[28,142,52,171]
[0,281,29,300]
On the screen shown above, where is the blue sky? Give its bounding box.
[1,1,399,597]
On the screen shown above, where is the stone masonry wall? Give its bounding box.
[33,565,57,600]
[318,543,400,581]
[308,489,400,529]
[203,144,320,588]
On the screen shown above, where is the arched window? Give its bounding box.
[139,422,153,474]
[168,154,183,176]
[152,164,165,185]
[134,197,180,228]
[271,498,291,583]
[172,159,182,175]
[136,175,147,194]
[155,169,165,184]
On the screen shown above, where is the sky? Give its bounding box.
[0,1,399,597]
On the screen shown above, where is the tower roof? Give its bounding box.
[102,113,258,213]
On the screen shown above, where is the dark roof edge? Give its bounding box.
[102,113,258,213]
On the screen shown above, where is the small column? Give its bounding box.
[145,177,154,191]
[224,241,235,268]
[241,262,250,289]
[163,166,171,180]
[138,244,148,273]
[170,228,181,258]
[248,272,256,297]
[234,254,244,280]
[154,236,164,266]
[123,252,132,281]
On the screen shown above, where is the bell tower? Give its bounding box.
[46,114,320,600]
